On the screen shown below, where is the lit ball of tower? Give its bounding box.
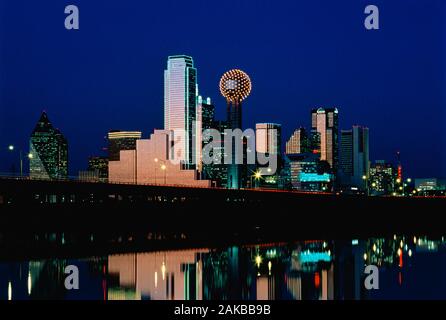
[219,69,252,103]
[219,69,252,190]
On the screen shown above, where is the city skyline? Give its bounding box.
[1,0,445,179]
[2,0,446,306]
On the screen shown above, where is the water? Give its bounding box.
[1,236,445,300]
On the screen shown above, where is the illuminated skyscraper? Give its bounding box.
[29,112,68,180]
[108,130,142,161]
[256,123,281,155]
[255,123,282,186]
[286,127,310,154]
[164,55,197,167]
[370,160,395,195]
[339,125,369,189]
[196,96,214,173]
[311,108,339,172]
[219,69,252,189]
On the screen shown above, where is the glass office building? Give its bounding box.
[29,112,68,180]
[108,130,142,161]
[164,55,197,168]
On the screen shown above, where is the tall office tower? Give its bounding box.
[29,112,68,180]
[339,125,369,188]
[286,127,310,154]
[164,55,197,167]
[196,96,214,172]
[339,130,353,179]
[255,123,282,185]
[255,123,281,155]
[108,130,142,161]
[311,108,339,172]
[370,160,395,195]
[204,120,229,187]
[219,69,252,189]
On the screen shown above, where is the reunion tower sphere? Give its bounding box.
[219,69,252,103]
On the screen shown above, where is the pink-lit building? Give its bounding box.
[109,130,211,187]
[108,249,207,300]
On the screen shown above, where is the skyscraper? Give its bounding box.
[255,123,282,186]
[164,55,197,167]
[108,130,142,161]
[29,112,68,180]
[203,120,229,187]
[339,125,369,189]
[255,123,281,155]
[311,108,339,173]
[285,127,310,154]
[196,96,214,173]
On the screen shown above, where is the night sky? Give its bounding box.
[1,0,445,178]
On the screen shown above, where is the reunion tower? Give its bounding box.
[219,69,252,189]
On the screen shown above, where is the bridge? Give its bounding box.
[0,177,444,259]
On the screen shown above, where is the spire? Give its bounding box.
[32,111,53,134]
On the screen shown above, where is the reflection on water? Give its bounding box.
[1,236,446,300]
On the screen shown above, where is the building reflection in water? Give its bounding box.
[108,249,208,300]
[1,236,446,300]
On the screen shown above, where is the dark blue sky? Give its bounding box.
[1,0,445,178]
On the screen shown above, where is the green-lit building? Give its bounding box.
[29,112,68,180]
[88,156,109,182]
[369,160,395,195]
[202,119,229,188]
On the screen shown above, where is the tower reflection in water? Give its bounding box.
[1,236,446,300]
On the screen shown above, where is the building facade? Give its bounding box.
[108,131,142,161]
[109,130,210,187]
[196,96,214,173]
[256,123,281,156]
[369,160,395,195]
[255,123,282,186]
[29,112,68,180]
[286,127,310,154]
[339,126,370,190]
[88,156,109,182]
[311,108,339,174]
[164,55,197,168]
[285,153,332,192]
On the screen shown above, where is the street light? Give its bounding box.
[362,175,369,196]
[160,164,167,185]
[154,158,158,184]
[7,145,32,177]
[251,170,262,189]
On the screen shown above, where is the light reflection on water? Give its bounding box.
[1,236,446,300]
